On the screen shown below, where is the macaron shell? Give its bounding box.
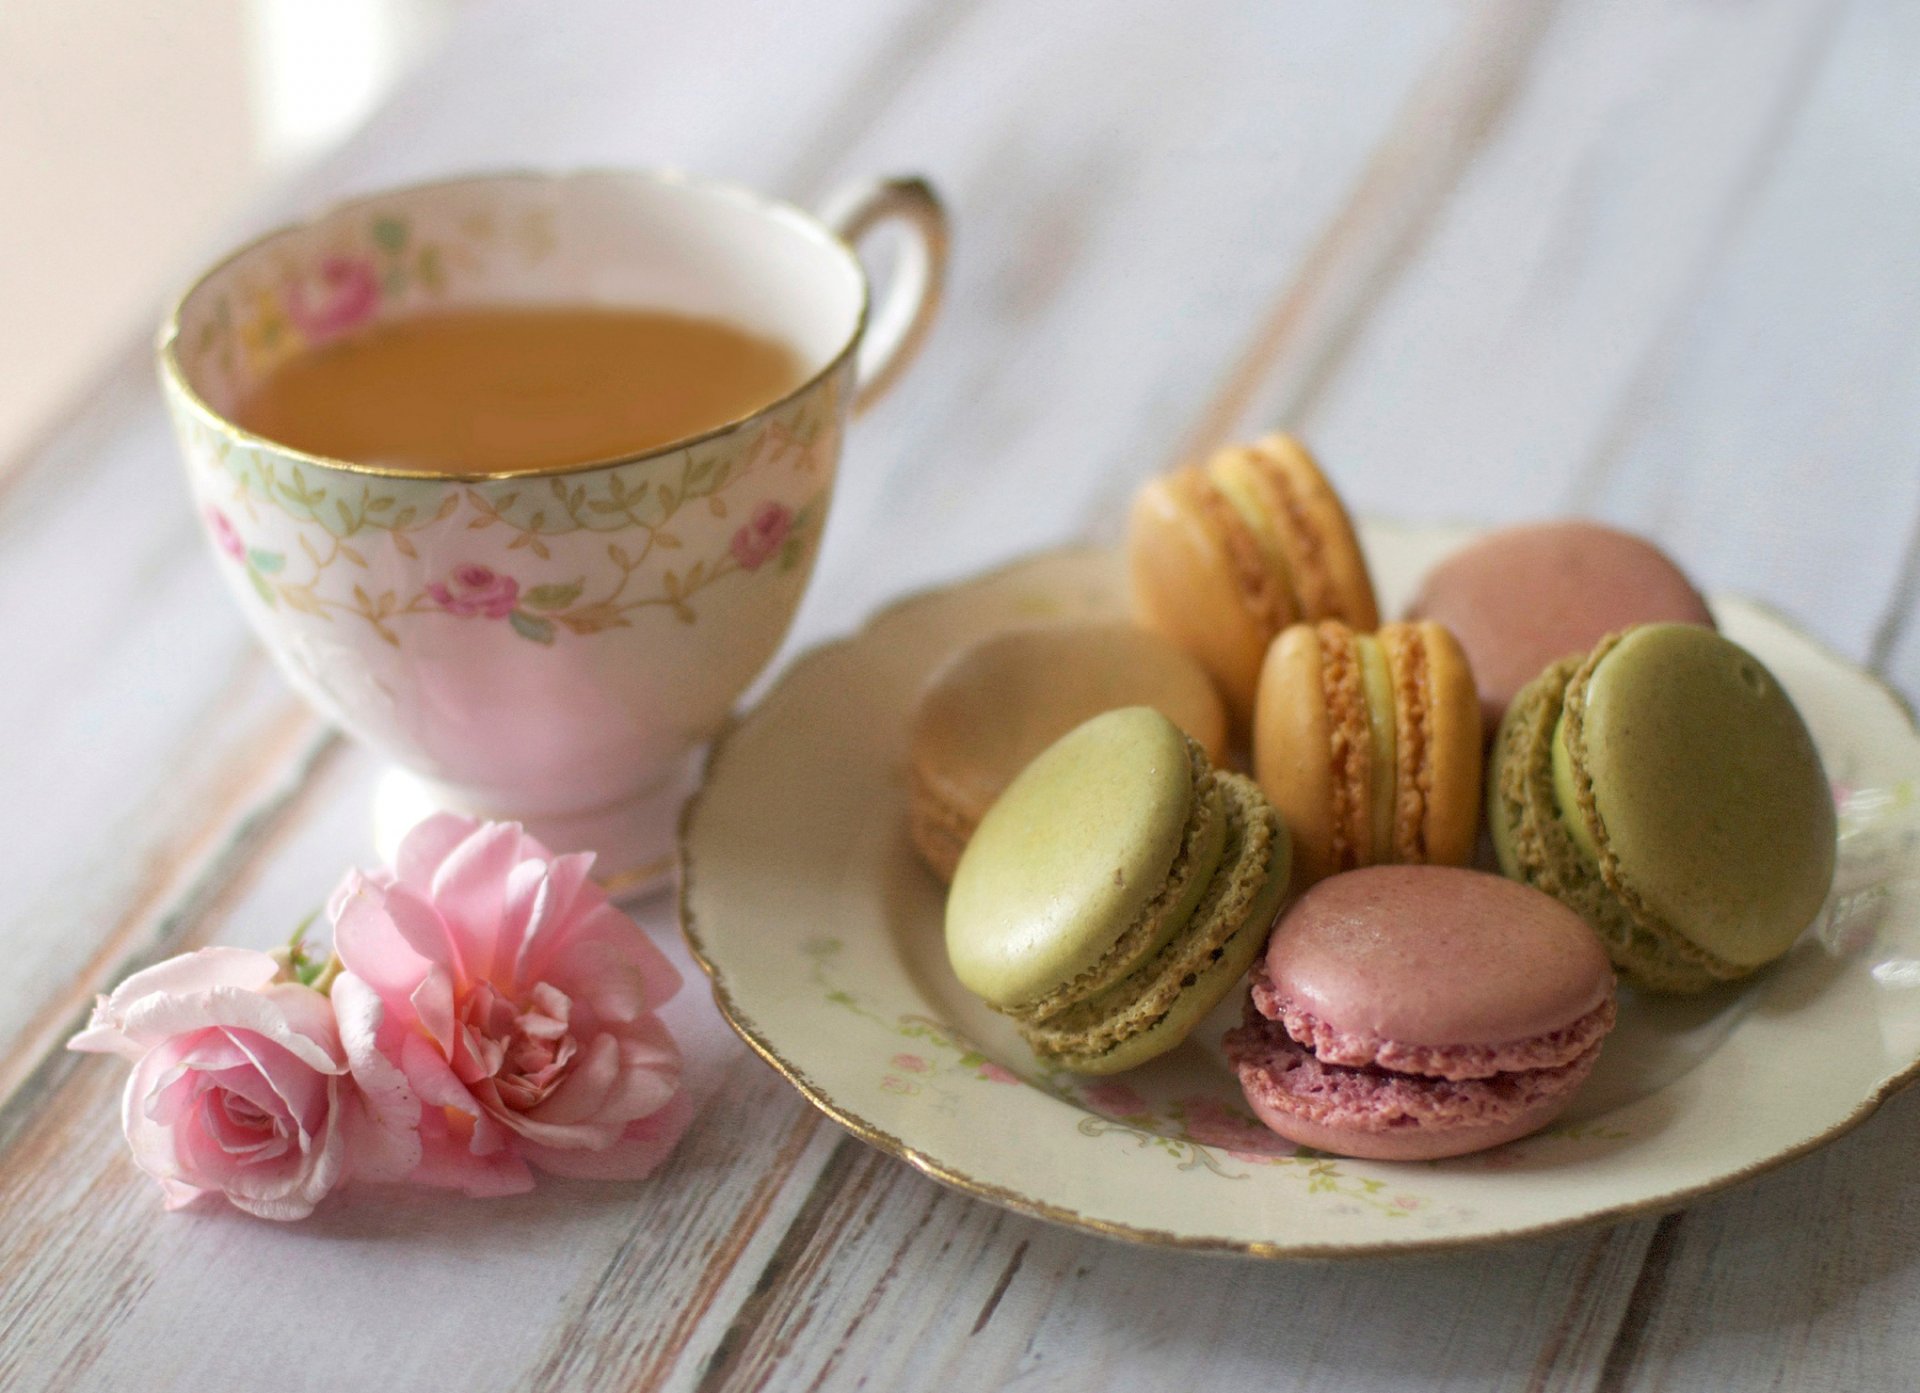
[1408,521,1715,739]
[1263,866,1613,1048]
[1128,472,1278,724]
[946,708,1192,1008]
[1246,434,1379,631]
[906,620,1231,883]
[1253,623,1343,885]
[1488,658,1721,993]
[1385,621,1482,867]
[1570,624,1837,970]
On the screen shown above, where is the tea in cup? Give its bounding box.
[160,169,947,889]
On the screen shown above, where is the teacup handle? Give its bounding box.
[820,177,949,416]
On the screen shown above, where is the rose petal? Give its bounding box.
[331,973,422,1183]
[427,822,529,974]
[518,1090,693,1182]
[111,987,342,1078]
[69,948,281,1058]
[332,875,437,1003]
[511,852,600,986]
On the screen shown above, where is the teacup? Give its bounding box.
[160,169,947,888]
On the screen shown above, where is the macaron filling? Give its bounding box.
[1354,632,1399,861]
[1242,440,1341,622]
[1208,452,1301,610]
[1381,625,1436,863]
[1549,709,1603,869]
[1183,471,1296,634]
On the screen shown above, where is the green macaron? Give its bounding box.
[1490,623,1836,992]
[945,706,1291,1073]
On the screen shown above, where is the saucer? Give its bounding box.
[679,526,1920,1257]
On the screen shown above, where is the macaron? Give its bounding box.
[945,706,1290,1074]
[1407,521,1715,740]
[907,622,1229,882]
[1225,866,1617,1161]
[1128,433,1377,725]
[1490,623,1836,993]
[1252,620,1481,888]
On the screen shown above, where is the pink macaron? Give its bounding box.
[1225,866,1616,1161]
[1407,520,1714,739]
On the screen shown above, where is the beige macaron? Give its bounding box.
[907,622,1229,881]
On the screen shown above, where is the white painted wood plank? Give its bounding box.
[1581,0,1920,675]
[684,1133,1669,1393]
[1592,1088,1920,1391]
[1275,0,1850,522]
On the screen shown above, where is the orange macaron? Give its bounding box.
[1128,434,1377,726]
[1253,619,1481,888]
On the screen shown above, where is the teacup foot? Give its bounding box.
[372,753,701,904]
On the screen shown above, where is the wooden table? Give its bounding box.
[6,2,1918,1387]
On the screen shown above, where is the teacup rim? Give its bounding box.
[157,166,871,483]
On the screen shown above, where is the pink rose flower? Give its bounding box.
[205,506,245,561]
[730,501,793,571]
[68,947,413,1220]
[1083,1080,1149,1118]
[329,815,689,1196]
[978,1061,1021,1085]
[891,1053,929,1074]
[427,564,520,619]
[285,255,381,342]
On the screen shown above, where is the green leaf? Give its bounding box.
[247,548,285,573]
[247,568,277,607]
[508,610,555,645]
[522,580,583,611]
[372,216,408,252]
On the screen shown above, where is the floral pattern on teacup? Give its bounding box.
[176,370,843,649]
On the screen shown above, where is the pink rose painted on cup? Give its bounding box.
[68,947,413,1220]
[730,501,793,571]
[205,506,245,561]
[428,564,521,619]
[329,815,690,1196]
[285,255,381,342]
[978,1061,1021,1085]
